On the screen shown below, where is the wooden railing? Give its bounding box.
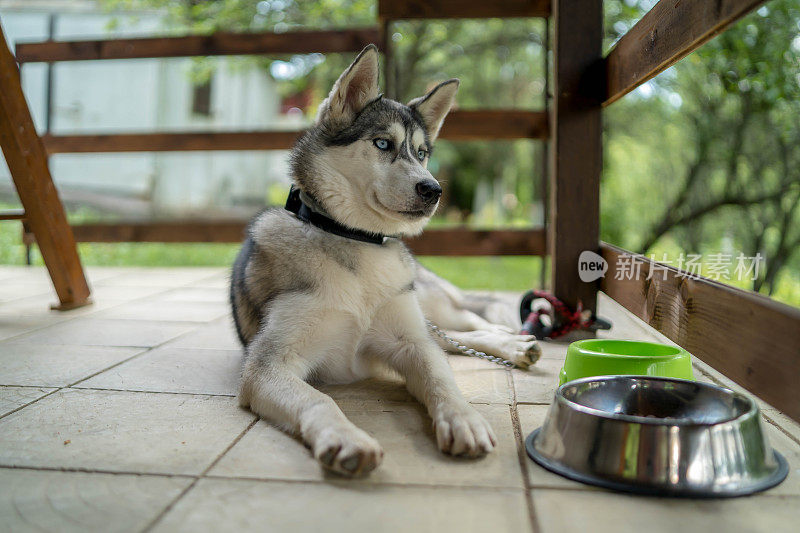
[67,221,546,256]
[15,0,551,257]
[14,28,381,62]
[40,110,547,153]
[604,0,765,105]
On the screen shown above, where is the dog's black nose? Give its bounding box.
[415,180,442,204]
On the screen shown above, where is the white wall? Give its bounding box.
[0,0,295,218]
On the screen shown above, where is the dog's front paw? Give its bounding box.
[433,403,496,457]
[312,424,384,477]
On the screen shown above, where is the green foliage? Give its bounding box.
[604,0,800,298]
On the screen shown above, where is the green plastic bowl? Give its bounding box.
[559,339,694,385]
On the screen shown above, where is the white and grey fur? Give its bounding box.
[230,45,539,477]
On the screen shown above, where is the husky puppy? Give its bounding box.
[231,45,538,477]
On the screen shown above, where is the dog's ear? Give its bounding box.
[317,44,379,126]
[408,79,459,141]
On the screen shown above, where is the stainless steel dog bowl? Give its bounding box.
[526,376,788,497]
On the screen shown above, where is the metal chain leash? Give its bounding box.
[426,320,517,368]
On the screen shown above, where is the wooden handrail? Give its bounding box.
[378,0,550,20]
[439,110,548,140]
[15,28,380,63]
[604,0,766,106]
[41,110,547,153]
[0,209,25,221]
[42,130,302,154]
[600,242,800,423]
[59,221,546,256]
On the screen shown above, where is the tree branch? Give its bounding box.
[640,187,791,252]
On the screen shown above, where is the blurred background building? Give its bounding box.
[0,0,295,220]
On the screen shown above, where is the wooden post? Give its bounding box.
[539,16,550,291]
[549,0,602,313]
[379,16,395,100]
[0,22,91,310]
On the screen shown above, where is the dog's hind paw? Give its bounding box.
[487,333,540,369]
[433,402,496,458]
[511,335,541,369]
[313,424,384,477]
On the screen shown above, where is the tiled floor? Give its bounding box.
[0,266,798,532]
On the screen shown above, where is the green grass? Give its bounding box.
[1,208,796,304]
[417,256,544,291]
[0,210,543,291]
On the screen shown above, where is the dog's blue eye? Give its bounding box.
[374,139,391,151]
[417,149,427,161]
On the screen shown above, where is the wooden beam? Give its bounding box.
[0,24,91,310]
[15,28,381,63]
[378,0,550,19]
[70,220,248,243]
[0,210,25,221]
[439,110,547,140]
[549,0,602,313]
[42,111,547,154]
[405,228,546,256]
[43,131,302,153]
[604,0,766,106]
[600,243,800,423]
[64,220,546,255]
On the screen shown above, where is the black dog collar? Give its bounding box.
[285,186,391,245]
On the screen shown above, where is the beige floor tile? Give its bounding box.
[11,318,197,348]
[0,386,55,417]
[0,388,254,475]
[516,404,599,490]
[0,295,71,318]
[534,340,570,360]
[512,358,562,404]
[86,284,170,302]
[78,346,241,396]
[189,275,231,290]
[167,319,241,351]
[94,268,225,288]
[154,478,531,533]
[85,266,167,283]
[99,300,230,323]
[0,266,39,281]
[152,287,228,303]
[763,410,800,443]
[318,376,415,403]
[0,344,143,387]
[449,355,513,404]
[208,419,321,481]
[0,282,53,303]
[533,489,800,533]
[213,401,524,489]
[349,401,524,488]
[0,468,191,533]
[761,423,800,496]
[597,292,666,343]
[0,294,128,319]
[0,314,65,342]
